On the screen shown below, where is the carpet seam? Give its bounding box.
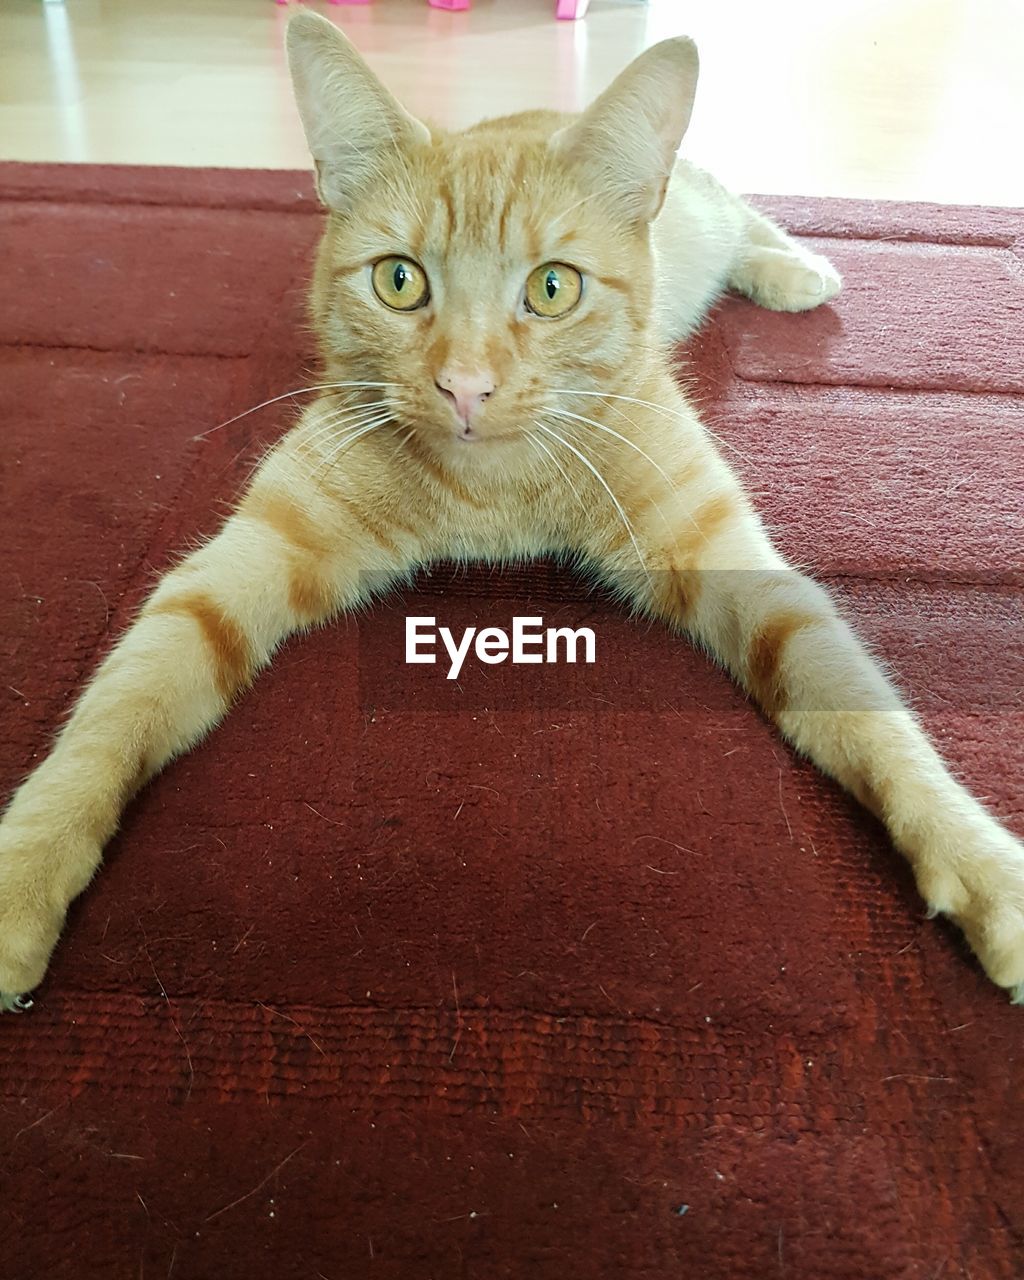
[732,370,1024,397]
[0,991,862,1036]
[1,340,250,360]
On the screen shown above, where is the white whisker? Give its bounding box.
[543,405,674,488]
[300,400,392,451]
[548,387,751,463]
[535,421,652,592]
[310,415,394,483]
[315,413,391,458]
[544,406,706,548]
[194,382,399,440]
[529,430,587,518]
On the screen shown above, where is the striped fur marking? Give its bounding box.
[150,591,254,701]
[746,610,819,718]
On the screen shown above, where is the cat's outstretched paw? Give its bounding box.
[0,825,83,1006]
[734,246,842,313]
[0,895,60,1005]
[960,895,1024,1002]
[0,991,35,1014]
[919,829,1024,1002]
[0,897,63,1003]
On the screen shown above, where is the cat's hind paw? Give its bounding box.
[732,246,842,313]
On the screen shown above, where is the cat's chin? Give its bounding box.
[451,424,522,446]
[454,434,506,447]
[434,430,527,463]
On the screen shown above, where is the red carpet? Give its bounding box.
[1,164,1022,1279]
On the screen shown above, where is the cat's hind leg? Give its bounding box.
[728,206,842,313]
[653,165,841,340]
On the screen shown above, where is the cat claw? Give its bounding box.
[0,991,34,1014]
[1011,983,1024,1007]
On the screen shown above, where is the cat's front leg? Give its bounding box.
[0,432,421,1008]
[615,461,1024,1000]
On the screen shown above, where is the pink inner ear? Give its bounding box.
[428,0,473,10]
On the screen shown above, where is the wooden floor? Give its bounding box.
[2,0,1022,204]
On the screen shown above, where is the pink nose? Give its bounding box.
[435,369,496,426]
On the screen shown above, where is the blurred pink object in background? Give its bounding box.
[275,0,592,18]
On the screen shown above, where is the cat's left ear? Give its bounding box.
[551,38,699,226]
[286,12,431,213]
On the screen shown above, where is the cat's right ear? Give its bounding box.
[286,12,430,213]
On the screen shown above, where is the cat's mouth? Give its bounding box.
[452,428,521,447]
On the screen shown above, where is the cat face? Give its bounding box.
[288,14,698,468]
[311,130,654,461]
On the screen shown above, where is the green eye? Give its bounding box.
[525,262,583,318]
[372,257,429,311]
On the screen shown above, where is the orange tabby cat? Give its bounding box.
[1,13,1021,1012]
